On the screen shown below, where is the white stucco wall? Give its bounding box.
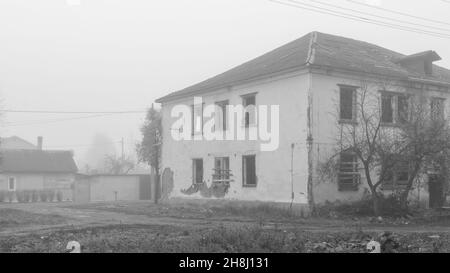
[0,173,75,201]
[161,71,310,204]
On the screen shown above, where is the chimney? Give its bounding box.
[37,136,43,150]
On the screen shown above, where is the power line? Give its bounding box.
[286,0,450,37]
[309,0,450,33]
[268,0,450,39]
[2,114,118,127]
[1,110,146,114]
[347,0,450,26]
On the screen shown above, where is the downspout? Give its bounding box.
[306,32,317,214]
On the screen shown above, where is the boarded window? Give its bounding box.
[381,94,394,123]
[242,94,256,127]
[339,87,355,121]
[213,157,231,182]
[192,159,203,184]
[431,98,445,121]
[397,96,409,124]
[242,155,256,187]
[338,153,359,191]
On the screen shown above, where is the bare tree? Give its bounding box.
[319,78,450,216]
[104,154,135,175]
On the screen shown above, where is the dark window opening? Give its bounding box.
[242,155,256,187]
[242,94,256,127]
[339,87,355,121]
[193,159,203,184]
[431,98,445,121]
[215,100,229,131]
[381,94,394,123]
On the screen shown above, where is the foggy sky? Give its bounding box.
[0,0,449,166]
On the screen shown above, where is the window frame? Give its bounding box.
[380,91,410,126]
[338,85,357,123]
[242,154,257,187]
[338,152,359,191]
[215,100,229,132]
[192,158,204,185]
[241,93,257,128]
[213,157,231,183]
[191,103,204,136]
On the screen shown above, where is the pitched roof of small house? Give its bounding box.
[0,136,37,150]
[156,31,450,103]
[0,150,78,173]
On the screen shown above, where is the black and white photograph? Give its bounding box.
[0,0,450,263]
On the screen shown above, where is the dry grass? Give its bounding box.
[0,208,68,230]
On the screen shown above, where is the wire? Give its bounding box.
[286,0,450,38]
[347,0,450,26]
[309,0,450,33]
[268,0,450,39]
[2,114,117,127]
[1,110,146,114]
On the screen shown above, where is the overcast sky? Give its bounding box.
[0,0,449,165]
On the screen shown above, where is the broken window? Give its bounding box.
[242,94,256,127]
[213,157,231,182]
[381,93,409,124]
[192,159,203,184]
[338,152,359,191]
[431,97,445,121]
[215,100,229,131]
[339,87,356,121]
[242,155,256,187]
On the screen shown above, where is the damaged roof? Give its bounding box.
[157,31,450,103]
[0,150,78,173]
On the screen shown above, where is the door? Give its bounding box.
[429,174,445,209]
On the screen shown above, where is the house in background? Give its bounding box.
[156,31,450,209]
[0,136,40,150]
[0,140,78,201]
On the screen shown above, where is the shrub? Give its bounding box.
[23,190,32,202]
[39,190,48,202]
[31,190,39,202]
[47,190,56,202]
[0,191,5,202]
[56,191,63,202]
[16,191,25,203]
[6,191,15,203]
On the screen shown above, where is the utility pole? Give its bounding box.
[120,137,124,160]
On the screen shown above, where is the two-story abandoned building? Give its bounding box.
[156,31,450,208]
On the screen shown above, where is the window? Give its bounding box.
[242,155,256,187]
[339,87,356,121]
[382,160,409,189]
[381,92,409,124]
[242,94,256,127]
[338,152,359,191]
[192,159,203,184]
[431,98,445,121]
[213,157,231,182]
[8,177,16,191]
[381,94,394,123]
[191,103,204,136]
[215,100,229,131]
[397,96,409,124]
